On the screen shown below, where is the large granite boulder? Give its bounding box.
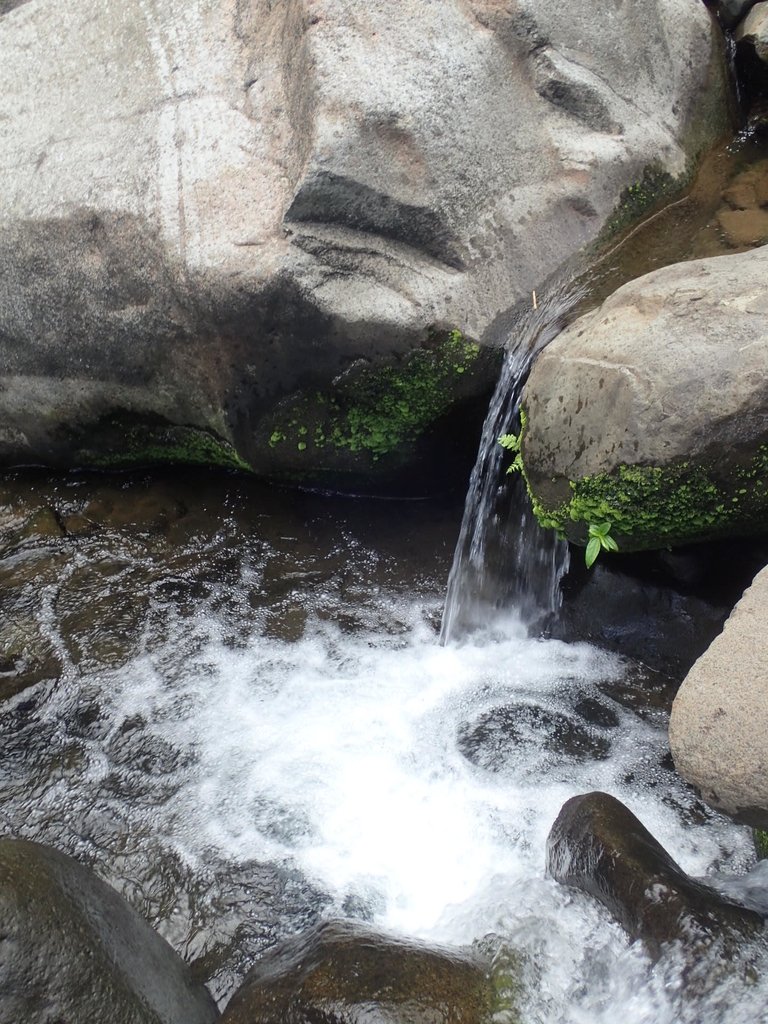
[546,791,765,959]
[220,919,495,1024]
[670,563,768,827]
[0,838,218,1024]
[519,245,768,551]
[0,0,728,487]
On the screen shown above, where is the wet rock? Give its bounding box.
[736,2,768,62]
[220,919,494,1024]
[0,0,728,488]
[521,245,768,552]
[458,702,611,773]
[552,557,732,679]
[573,696,620,729]
[710,0,759,29]
[0,838,218,1024]
[546,791,765,959]
[670,563,768,828]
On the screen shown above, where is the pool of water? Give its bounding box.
[0,470,765,1021]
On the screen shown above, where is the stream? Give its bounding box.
[3,131,768,1021]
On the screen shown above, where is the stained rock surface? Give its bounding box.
[0,0,728,485]
[670,563,768,827]
[0,838,218,1024]
[220,919,495,1024]
[520,245,768,550]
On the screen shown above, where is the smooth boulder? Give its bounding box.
[0,838,218,1024]
[221,919,495,1024]
[546,791,765,959]
[670,563,768,827]
[0,0,728,486]
[520,245,768,551]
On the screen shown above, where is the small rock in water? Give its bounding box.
[546,792,765,960]
[220,919,496,1024]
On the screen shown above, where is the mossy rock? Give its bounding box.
[519,246,768,552]
[75,419,253,474]
[221,919,503,1024]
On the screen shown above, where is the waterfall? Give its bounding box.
[440,278,584,644]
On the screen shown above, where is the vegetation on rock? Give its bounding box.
[268,329,481,462]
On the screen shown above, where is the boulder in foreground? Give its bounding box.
[0,838,218,1024]
[546,791,765,959]
[221,919,495,1024]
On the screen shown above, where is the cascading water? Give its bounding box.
[441,278,584,643]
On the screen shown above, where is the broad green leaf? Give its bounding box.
[602,535,619,553]
[585,536,601,568]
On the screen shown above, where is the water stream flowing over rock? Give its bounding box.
[440,280,582,644]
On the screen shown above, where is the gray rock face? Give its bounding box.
[220,919,493,1024]
[520,245,768,550]
[547,791,765,959]
[670,564,768,827]
[0,0,728,484]
[0,838,218,1024]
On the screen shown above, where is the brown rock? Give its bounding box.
[546,791,765,959]
[221,920,494,1024]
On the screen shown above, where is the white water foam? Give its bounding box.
[9,581,765,1022]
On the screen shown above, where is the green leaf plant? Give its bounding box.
[585,522,619,568]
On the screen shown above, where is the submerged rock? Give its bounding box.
[458,702,611,775]
[0,0,728,487]
[0,838,218,1024]
[670,563,768,828]
[220,919,495,1024]
[546,792,765,959]
[520,245,768,552]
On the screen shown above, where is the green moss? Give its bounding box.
[269,328,481,462]
[82,422,252,473]
[754,830,768,860]
[519,414,768,549]
[599,164,682,242]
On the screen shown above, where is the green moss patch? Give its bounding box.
[78,420,252,473]
[268,329,481,463]
[519,420,768,550]
[599,164,683,243]
[754,829,768,860]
